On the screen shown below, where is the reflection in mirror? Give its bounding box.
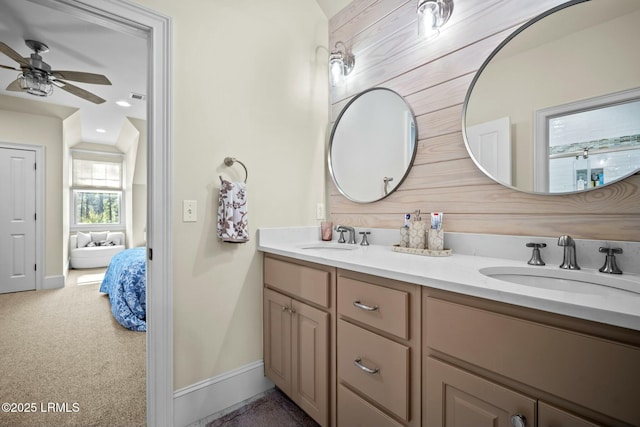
[463,0,640,194]
[329,88,417,203]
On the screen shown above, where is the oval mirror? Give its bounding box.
[329,88,417,203]
[463,0,640,195]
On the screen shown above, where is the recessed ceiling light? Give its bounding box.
[116,100,131,107]
[96,128,107,133]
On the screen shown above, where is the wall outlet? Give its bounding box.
[183,200,197,222]
[316,202,325,220]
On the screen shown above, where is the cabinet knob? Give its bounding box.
[353,300,379,311]
[510,414,526,427]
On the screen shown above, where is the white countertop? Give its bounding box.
[257,227,640,332]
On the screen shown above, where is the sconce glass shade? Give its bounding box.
[18,72,53,97]
[329,42,355,87]
[417,0,452,41]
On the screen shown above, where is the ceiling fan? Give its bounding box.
[0,39,111,104]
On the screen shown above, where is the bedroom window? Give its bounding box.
[71,152,124,227]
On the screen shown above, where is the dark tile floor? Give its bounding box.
[207,388,320,427]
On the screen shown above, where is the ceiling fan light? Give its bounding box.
[18,72,53,97]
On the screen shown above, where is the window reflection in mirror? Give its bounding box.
[463,0,640,194]
[545,97,640,193]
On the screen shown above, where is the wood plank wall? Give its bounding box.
[328,0,640,241]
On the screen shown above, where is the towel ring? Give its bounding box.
[219,157,248,184]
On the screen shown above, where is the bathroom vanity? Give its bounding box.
[259,227,640,427]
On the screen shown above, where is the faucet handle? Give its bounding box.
[598,247,623,274]
[359,231,371,246]
[526,242,546,266]
[599,247,623,255]
[337,229,346,243]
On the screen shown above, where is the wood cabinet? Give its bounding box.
[263,255,335,427]
[425,357,536,427]
[422,290,640,427]
[263,253,640,427]
[336,270,421,427]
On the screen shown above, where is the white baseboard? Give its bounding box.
[173,360,274,427]
[42,275,64,290]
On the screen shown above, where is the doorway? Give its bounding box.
[2,0,173,424]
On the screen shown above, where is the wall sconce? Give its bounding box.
[417,0,453,41]
[329,41,355,86]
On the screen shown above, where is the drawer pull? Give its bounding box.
[354,358,379,374]
[353,300,379,312]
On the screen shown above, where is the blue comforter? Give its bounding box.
[100,247,147,331]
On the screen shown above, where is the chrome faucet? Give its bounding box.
[335,225,356,244]
[558,235,580,270]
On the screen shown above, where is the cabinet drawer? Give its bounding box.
[425,297,640,426]
[338,319,409,421]
[538,401,601,427]
[338,384,403,427]
[264,257,330,308]
[338,276,409,339]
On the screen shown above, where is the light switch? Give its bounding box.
[183,200,197,222]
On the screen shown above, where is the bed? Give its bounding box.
[99,247,147,332]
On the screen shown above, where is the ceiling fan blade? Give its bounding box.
[6,79,22,91]
[56,80,106,104]
[0,64,20,71]
[0,42,29,67]
[51,70,111,85]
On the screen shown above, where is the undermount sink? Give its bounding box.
[480,266,640,295]
[299,242,358,251]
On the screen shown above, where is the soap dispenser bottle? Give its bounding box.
[409,210,427,249]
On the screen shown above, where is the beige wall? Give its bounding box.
[133,0,329,389]
[0,97,77,277]
[328,0,640,241]
[129,118,147,248]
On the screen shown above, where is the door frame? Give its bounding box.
[0,142,43,291]
[30,0,175,425]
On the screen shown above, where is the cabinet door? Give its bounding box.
[538,401,602,427]
[291,299,329,427]
[263,288,292,395]
[424,357,536,427]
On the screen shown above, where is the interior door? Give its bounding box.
[466,117,512,185]
[0,147,36,293]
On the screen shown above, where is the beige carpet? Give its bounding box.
[0,269,146,427]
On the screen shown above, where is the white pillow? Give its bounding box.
[90,231,108,242]
[106,232,121,246]
[76,232,91,248]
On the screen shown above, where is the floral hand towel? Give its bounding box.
[217,179,249,243]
